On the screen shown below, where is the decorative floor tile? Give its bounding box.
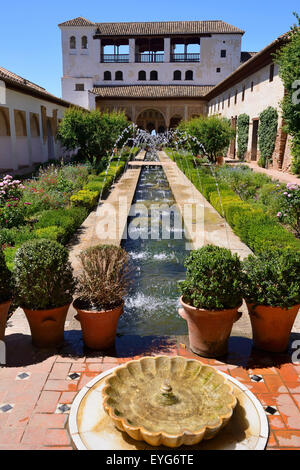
[0,404,14,413]
[265,406,279,415]
[250,374,264,382]
[16,372,30,381]
[67,373,81,381]
[55,403,71,414]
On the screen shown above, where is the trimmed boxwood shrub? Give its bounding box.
[242,250,300,308]
[35,207,88,244]
[179,245,243,310]
[14,239,76,310]
[165,149,300,254]
[33,226,65,241]
[0,248,12,303]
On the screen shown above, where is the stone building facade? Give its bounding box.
[0,67,77,171]
[58,16,247,126]
[206,33,292,171]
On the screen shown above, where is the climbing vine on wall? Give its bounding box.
[237,114,250,159]
[258,106,278,167]
[275,13,300,174]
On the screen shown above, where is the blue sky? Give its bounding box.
[0,0,299,97]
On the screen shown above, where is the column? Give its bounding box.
[129,38,135,63]
[164,38,171,63]
[38,111,47,162]
[8,107,18,170]
[25,111,33,165]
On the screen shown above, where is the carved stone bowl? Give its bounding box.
[102,356,237,447]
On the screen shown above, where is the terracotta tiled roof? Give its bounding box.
[240,51,257,63]
[59,17,244,35]
[0,66,79,108]
[92,85,214,98]
[58,17,95,27]
[0,67,47,92]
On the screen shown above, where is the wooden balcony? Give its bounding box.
[171,53,200,62]
[101,54,129,63]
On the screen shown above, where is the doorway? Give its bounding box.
[251,119,259,161]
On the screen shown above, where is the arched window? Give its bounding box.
[185,70,193,80]
[81,36,88,49]
[104,71,112,81]
[115,71,123,81]
[150,70,158,81]
[70,36,76,49]
[173,70,181,81]
[138,70,146,81]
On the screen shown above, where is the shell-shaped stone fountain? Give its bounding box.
[102,356,237,448]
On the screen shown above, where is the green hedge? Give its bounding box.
[2,148,140,269]
[166,149,300,254]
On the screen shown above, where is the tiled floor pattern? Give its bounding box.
[1,333,300,450]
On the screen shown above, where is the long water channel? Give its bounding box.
[118,151,190,336]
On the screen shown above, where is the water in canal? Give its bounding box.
[118,152,190,336]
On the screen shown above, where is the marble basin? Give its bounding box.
[102,356,237,447]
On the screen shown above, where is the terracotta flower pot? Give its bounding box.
[246,302,300,353]
[179,297,242,358]
[0,301,11,342]
[73,300,123,350]
[23,304,70,348]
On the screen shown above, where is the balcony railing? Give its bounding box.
[135,53,164,63]
[171,53,200,62]
[101,54,129,63]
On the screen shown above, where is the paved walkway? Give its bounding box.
[1,334,300,450]
[1,151,300,450]
[225,159,300,185]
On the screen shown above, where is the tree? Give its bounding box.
[275,12,300,174]
[178,116,235,162]
[57,108,130,163]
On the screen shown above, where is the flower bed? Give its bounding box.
[1,147,139,269]
[166,149,300,254]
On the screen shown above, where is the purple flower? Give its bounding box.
[277,212,282,217]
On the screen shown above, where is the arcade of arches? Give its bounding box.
[95,98,207,131]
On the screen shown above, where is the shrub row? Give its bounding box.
[2,148,139,269]
[70,149,137,209]
[166,149,300,254]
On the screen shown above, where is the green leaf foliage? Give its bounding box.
[179,245,243,310]
[57,108,131,163]
[237,114,250,159]
[0,248,12,303]
[258,107,278,163]
[274,12,300,174]
[177,116,235,162]
[14,239,76,310]
[242,250,300,308]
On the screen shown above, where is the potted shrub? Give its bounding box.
[178,245,243,357]
[73,244,130,350]
[0,248,12,341]
[242,250,300,352]
[14,239,75,348]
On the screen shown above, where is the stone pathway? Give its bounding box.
[226,159,300,185]
[1,150,300,450]
[159,151,253,259]
[1,334,300,450]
